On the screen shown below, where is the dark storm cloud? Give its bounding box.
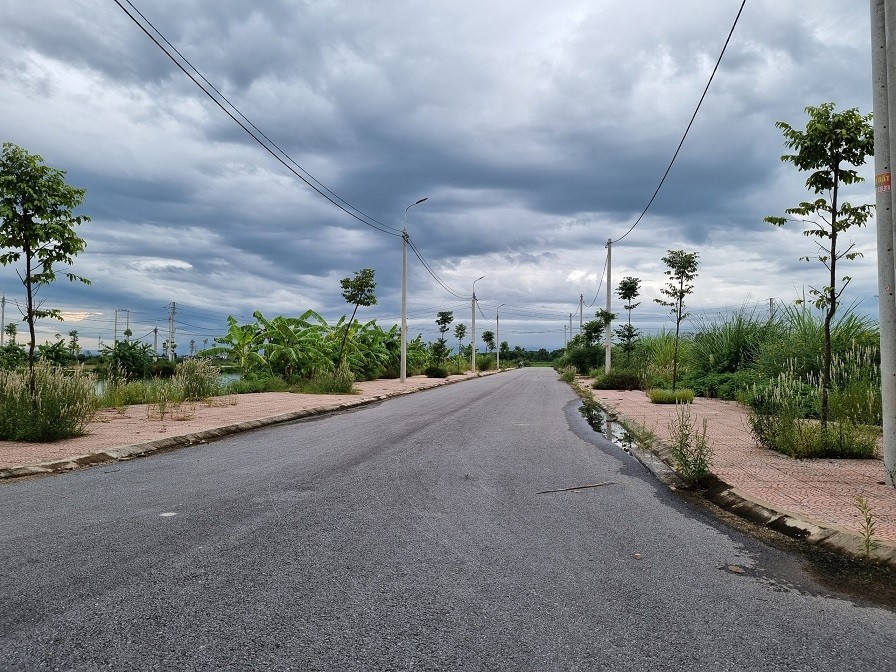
[0,0,881,350]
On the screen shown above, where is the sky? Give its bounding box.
[0,0,881,354]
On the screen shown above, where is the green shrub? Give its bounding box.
[151,359,177,378]
[753,304,878,380]
[559,365,577,383]
[102,340,155,381]
[690,308,783,376]
[424,365,449,378]
[591,369,641,390]
[225,374,290,394]
[647,388,695,404]
[446,356,468,375]
[476,354,495,371]
[293,364,356,395]
[684,369,760,400]
[0,364,97,441]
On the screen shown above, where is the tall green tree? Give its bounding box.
[764,102,874,427]
[614,276,641,366]
[67,329,81,360]
[454,323,467,354]
[432,310,454,363]
[336,268,377,372]
[0,143,90,393]
[655,250,699,390]
[481,330,495,353]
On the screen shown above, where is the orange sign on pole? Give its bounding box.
[876,172,892,192]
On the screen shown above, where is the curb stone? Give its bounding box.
[584,387,896,571]
[0,371,499,482]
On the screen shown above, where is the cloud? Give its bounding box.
[0,0,881,351]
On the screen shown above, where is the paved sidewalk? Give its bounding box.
[589,385,896,567]
[0,373,491,479]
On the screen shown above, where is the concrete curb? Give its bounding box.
[585,388,896,570]
[0,371,499,482]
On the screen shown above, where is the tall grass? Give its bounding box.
[98,360,226,408]
[686,307,780,398]
[174,358,222,401]
[0,364,97,441]
[632,331,688,389]
[747,348,880,458]
[753,303,877,379]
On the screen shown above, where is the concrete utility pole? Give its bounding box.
[495,305,502,369]
[605,239,612,374]
[168,302,176,362]
[113,309,119,345]
[1,293,5,346]
[579,294,583,333]
[871,0,896,487]
[472,276,484,372]
[153,326,159,359]
[401,197,428,383]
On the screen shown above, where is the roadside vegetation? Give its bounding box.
[572,302,881,460]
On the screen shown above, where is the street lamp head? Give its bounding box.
[405,197,429,217]
[472,275,485,299]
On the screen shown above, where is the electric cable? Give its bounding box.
[611,0,747,244]
[406,237,470,300]
[113,0,401,237]
[586,249,609,308]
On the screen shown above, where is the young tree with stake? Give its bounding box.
[614,276,641,366]
[432,310,454,364]
[764,103,873,427]
[454,323,467,355]
[655,250,699,391]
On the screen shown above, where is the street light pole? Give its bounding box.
[401,197,428,383]
[496,303,505,369]
[471,275,484,372]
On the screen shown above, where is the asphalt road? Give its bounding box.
[2,368,895,671]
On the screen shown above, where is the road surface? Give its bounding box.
[1,368,894,670]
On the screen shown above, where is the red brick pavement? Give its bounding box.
[590,388,896,547]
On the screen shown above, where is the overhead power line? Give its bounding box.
[611,0,747,244]
[406,237,470,300]
[586,249,609,308]
[113,0,401,237]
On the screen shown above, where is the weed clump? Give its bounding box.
[668,403,713,485]
[0,364,97,441]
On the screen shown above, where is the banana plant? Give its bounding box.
[203,316,266,376]
[253,310,334,381]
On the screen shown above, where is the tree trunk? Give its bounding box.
[821,173,840,428]
[24,245,37,400]
[335,305,359,379]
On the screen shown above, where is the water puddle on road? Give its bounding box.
[578,399,637,452]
